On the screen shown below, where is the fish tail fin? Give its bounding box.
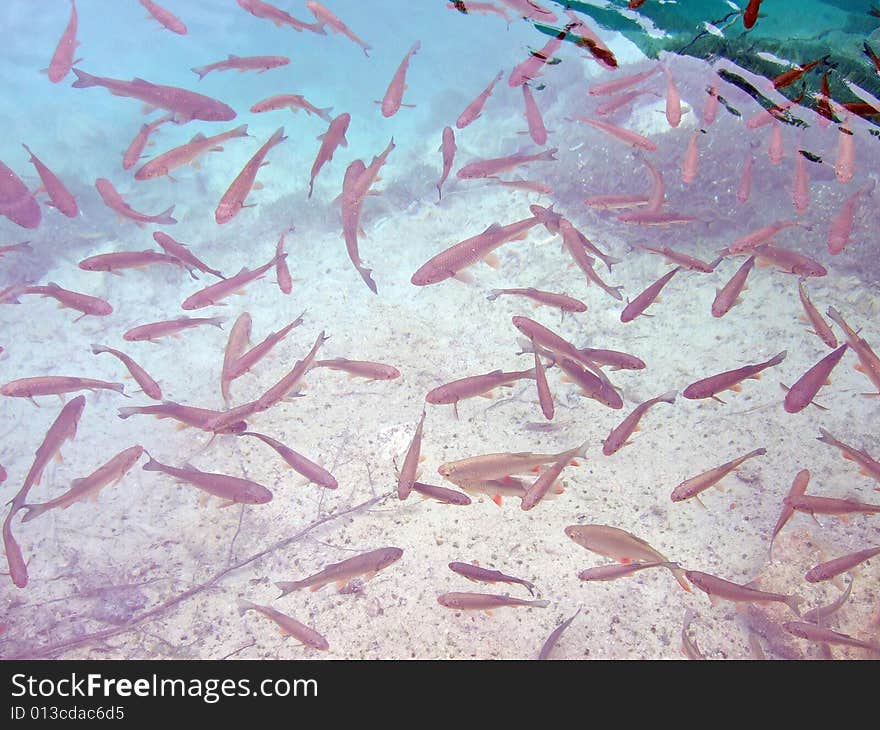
[237,598,256,616]
[659,390,678,404]
[319,107,333,121]
[671,566,692,592]
[232,124,250,137]
[268,126,288,147]
[358,266,378,294]
[787,595,805,616]
[112,383,127,396]
[609,285,625,301]
[275,580,299,597]
[769,350,788,367]
[486,289,502,301]
[209,317,226,329]
[141,452,161,471]
[191,66,208,80]
[70,68,99,88]
[20,504,47,523]
[544,147,559,161]
[90,343,108,355]
[157,206,177,225]
[530,600,550,608]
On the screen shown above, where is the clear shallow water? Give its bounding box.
[1,1,879,660]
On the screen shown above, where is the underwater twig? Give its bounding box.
[8,493,387,659]
[228,504,246,564]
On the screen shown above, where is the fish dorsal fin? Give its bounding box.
[228,54,239,60]
[190,132,207,143]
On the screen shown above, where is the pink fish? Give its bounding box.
[521,441,586,511]
[341,140,396,293]
[703,86,719,126]
[711,256,755,318]
[797,281,836,348]
[123,316,224,342]
[78,249,184,274]
[135,124,250,181]
[834,126,855,183]
[152,231,225,279]
[521,84,547,146]
[827,180,873,255]
[663,64,682,128]
[616,209,696,226]
[226,316,304,381]
[488,287,587,313]
[22,445,144,522]
[457,148,557,179]
[641,245,718,273]
[588,64,660,96]
[91,344,161,400]
[792,149,810,214]
[193,54,288,80]
[118,401,247,434]
[250,94,332,121]
[726,219,799,253]
[577,117,657,151]
[0,160,41,228]
[312,359,400,381]
[620,267,681,322]
[235,0,323,33]
[275,233,292,294]
[457,70,504,129]
[306,1,370,56]
[140,0,187,34]
[241,431,337,489]
[221,313,251,405]
[783,344,848,413]
[45,0,80,83]
[426,367,536,417]
[683,351,786,402]
[398,410,427,500]
[603,391,676,456]
[437,126,456,201]
[446,2,510,22]
[2,516,28,588]
[826,307,880,396]
[238,600,329,651]
[379,41,420,117]
[594,88,655,117]
[215,127,287,224]
[143,452,272,504]
[768,121,784,164]
[308,112,349,199]
[508,26,568,87]
[411,215,539,286]
[95,178,176,227]
[737,152,753,205]
[769,469,810,561]
[21,144,78,218]
[681,131,700,184]
[0,376,125,400]
[12,396,87,511]
[122,115,172,171]
[181,252,281,309]
[71,69,236,124]
[532,345,554,421]
[256,331,329,411]
[497,0,556,22]
[21,283,112,320]
[754,245,826,277]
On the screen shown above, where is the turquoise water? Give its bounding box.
[1,1,879,660]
